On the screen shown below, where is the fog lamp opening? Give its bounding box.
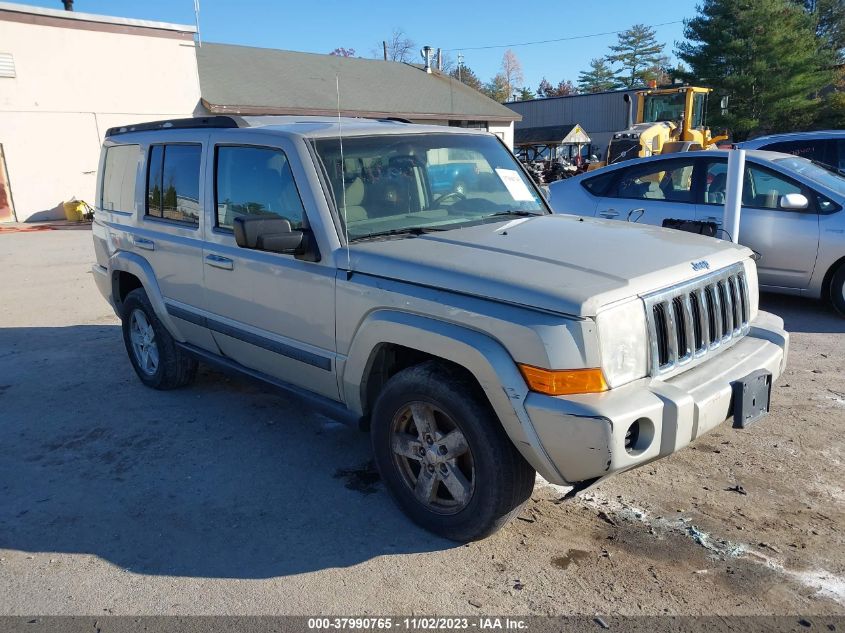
[624,417,655,455]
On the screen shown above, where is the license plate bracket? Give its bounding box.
[732,369,772,429]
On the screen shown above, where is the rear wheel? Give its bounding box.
[371,361,535,541]
[831,262,845,316]
[121,288,198,389]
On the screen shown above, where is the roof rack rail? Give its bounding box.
[105,116,240,137]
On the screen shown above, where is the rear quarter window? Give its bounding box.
[581,170,616,196]
[101,144,139,212]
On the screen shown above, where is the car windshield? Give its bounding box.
[774,156,845,194]
[642,92,686,123]
[312,133,547,241]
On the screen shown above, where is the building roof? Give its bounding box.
[197,43,520,123]
[515,124,591,146]
[0,1,195,34]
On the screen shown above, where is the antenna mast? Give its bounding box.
[193,0,201,47]
[336,75,351,277]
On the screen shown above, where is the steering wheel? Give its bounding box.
[434,190,467,206]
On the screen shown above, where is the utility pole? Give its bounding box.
[457,52,464,82]
[382,40,388,61]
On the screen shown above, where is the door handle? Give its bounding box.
[205,254,234,270]
[599,209,619,218]
[627,208,646,222]
[133,236,155,251]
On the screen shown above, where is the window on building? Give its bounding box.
[146,144,201,225]
[101,144,139,213]
[215,146,304,230]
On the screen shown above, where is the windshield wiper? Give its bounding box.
[351,226,447,242]
[484,210,543,219]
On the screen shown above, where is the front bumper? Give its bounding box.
[526,310,788,485]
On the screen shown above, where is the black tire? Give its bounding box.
[121,288,198,389]
[370,361,535,541]
[830,262,845,316]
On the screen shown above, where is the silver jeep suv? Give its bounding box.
[92,116,788,541]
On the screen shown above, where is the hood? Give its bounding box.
[343,214,751,317]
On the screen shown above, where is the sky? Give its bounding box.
[18,0,701,91]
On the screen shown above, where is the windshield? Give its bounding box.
[642,93,686,123]
[313,133,546,241]
[774,156,845,194]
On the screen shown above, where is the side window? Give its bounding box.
[837,140,845,172]
[581,170,616,196]
[704,160,728,204]
[765,139,828,164]
[145,144,201,226]
[215,145,305,231]
[743,164,802,210]
[610,159,696,203]
[101,144,139,212]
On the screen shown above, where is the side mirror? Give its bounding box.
[540,185,550,201]
[233,216,303,254]
[780,193,809,210]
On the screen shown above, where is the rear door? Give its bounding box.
[595,156,699,226]
[136,137,217,351]
[698,158,820,289]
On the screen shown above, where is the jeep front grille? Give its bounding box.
[644,263,750,375]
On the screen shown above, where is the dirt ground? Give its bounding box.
[0,229,843,616]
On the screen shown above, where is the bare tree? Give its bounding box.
[500,49,524,99]
[375,28,416,62]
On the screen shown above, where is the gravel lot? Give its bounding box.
[0,229,843,616]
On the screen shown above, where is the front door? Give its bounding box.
[699,159,820,289]
[200,136,338,400]
[596,156,699,226]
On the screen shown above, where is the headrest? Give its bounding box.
[344,177,365,206]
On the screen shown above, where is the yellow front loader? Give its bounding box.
[597,86,729,167]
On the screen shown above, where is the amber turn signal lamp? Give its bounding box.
[517,365,609,396]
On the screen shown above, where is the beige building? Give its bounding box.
[0,2,518,223]
[0,2,199,222]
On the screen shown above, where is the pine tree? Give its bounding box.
[607,24,665,87]
[577,58,621,93]
[678,0,834,139]
[516,87,536,101]
[798,0,845,60]
[484,74,511,103]
[449,64,484,93]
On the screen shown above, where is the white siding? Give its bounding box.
[0,15,199,221]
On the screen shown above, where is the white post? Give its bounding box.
[723,149,745,243]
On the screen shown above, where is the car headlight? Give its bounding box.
[595,299,649,388]
[741,257,759,321]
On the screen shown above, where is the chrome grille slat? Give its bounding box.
[644,263,751,376]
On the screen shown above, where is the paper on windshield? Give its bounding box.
[495,168,535,201]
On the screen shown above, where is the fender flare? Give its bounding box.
[343,310,565,482]
[108,251,186,342]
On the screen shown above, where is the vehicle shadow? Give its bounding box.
[0,325,455,579]
[760,293,844,334]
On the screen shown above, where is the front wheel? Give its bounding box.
[370,361,535,541]
[831,262,845,316]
